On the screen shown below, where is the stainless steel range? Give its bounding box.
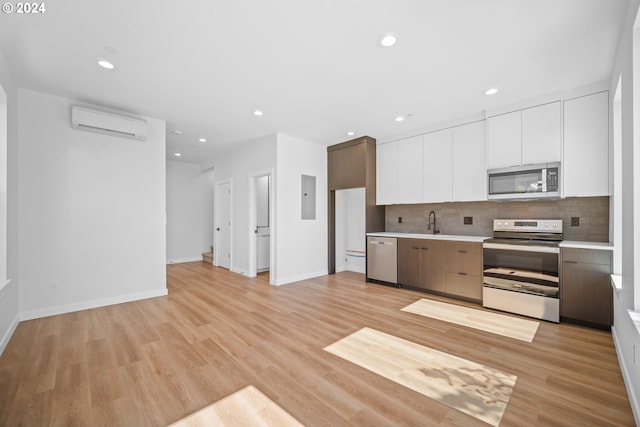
[482,219,562,322]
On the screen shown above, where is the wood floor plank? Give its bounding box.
[169,385,304,427]
[402,298,540,342]
[0,263,634,426]
[324,327,517,426]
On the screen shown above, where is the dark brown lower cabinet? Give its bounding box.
[561,248,612,329]
[398,238,445,292]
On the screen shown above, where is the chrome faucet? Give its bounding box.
[427,210,440,234]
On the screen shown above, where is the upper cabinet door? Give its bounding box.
[453,121,486,202]
[398,135,424,204]
[521,101,562,165]
[563,91,609,197]
[376,141,399,205]
[328,143,366,190]
[487,110,521,169]
[423,128,453,203]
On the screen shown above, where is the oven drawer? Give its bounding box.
[483,286,559,323]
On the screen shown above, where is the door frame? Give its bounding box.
[248,168,275,280]
[214,179,233,269]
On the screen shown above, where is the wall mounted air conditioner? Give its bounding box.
[71,106,148,141]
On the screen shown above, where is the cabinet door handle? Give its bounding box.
[458,272,467,276]
[458,250,467,254]
[412,246,420,250]
[421,247,429,250]
[564,260,578,264]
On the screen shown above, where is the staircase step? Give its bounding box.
[202,251,213,263]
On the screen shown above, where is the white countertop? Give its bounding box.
[559,241,613,250]
[366,232,489,243]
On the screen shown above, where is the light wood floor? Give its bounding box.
[0,262,635,426]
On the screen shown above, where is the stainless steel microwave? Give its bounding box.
[487,162,561,200]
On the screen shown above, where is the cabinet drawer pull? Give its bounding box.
[458,272,467,276]
[421,247,429,251]
[564,260,578,264]
[458,250,467,254]
[412,246,420,250]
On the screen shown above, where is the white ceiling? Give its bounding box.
[0,0,629,164]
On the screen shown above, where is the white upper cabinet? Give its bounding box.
[423,128,453,203]
[376,141,398,205]
[487,110,521,169]
[487,101,562,169]
[563,91,609,197]
[397,135,424,204]
[521,101,562,165]
[453,121,486,201]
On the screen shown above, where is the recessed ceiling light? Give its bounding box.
[394,116,405,122]
[379,33,397,47]
[485,88,499,95]
[346,131,355,136]
[174,153,182,157]
[198,138,207,143]
[172,130,183,135]
[253,110,264,116]
[97,59,115,69]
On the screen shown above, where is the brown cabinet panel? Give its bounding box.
[446,251,482,275]
[423,248,446,292]
[398,239,421,288]
[445,272,482,300]
[561,248,612,327]
[562,247,611,265]
[328,143,367,190]
[445,241,482,255]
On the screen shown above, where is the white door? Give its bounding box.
[217,181,232,269]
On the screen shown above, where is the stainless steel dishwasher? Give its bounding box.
[366,236,398,285]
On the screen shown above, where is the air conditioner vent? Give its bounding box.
[71,106,148,141]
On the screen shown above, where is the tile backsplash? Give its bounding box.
[385,196,609,242]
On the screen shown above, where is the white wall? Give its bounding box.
[0,50,19,355]
[274,133,327,285]
[166,160,213,263]
[335,188,365,274]
[17,89,167,320]
[208,134,277,275]
[609,0,640,422]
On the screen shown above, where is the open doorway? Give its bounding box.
[249,169,274,278]
[335,188,366,273]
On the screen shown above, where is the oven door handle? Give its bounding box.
[483,242,560,254]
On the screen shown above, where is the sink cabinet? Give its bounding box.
[398,238,445,292]
[398,238,482,300]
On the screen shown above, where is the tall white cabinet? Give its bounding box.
[452,121,486,201]
[376,141,398,205]
[563,91,609,197]
[423,129,453,203]
[398,135,424,204]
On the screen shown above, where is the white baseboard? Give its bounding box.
[0,313,19,357]
[612,326,640,426]
[230,266,248,276]
[273,270,328,286]
[166,257,203,264]
[19,288,169,321]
